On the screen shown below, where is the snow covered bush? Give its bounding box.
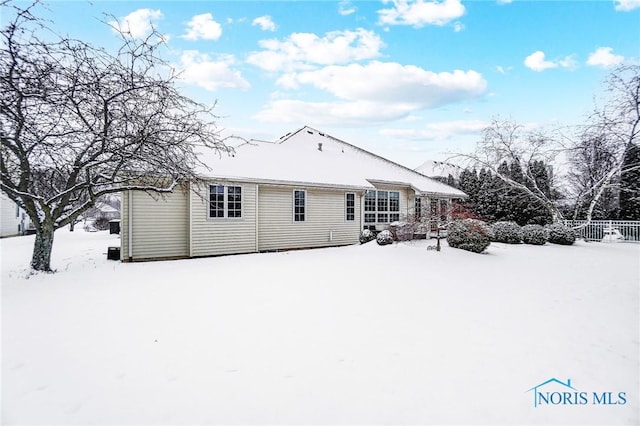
[376,230,394,246]
[359,229,375,244]
[545,223,576,245]
[389,221,414,241]
[93,216,110,231]
[491,221,523,244]
[521,224,548,245]
[446,219,492,253]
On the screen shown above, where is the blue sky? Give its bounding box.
[7,0,640,167]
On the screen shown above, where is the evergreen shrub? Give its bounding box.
[521,224,548,245]
[376,230,394,246]
[93,216,110,231]
[545,223,576,245]
[491,221,523,244]
[359,229,375,244]
[446,219,492,253]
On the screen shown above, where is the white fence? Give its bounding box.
[563,220,640,242]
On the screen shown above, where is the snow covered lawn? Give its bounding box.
[2,230,639,425]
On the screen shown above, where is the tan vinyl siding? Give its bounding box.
[120,188,189,261]
[190,182,257,257]
[258,186,360,251]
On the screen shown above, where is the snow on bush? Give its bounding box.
[359,229,375,244]
[376,230,393,246]
[93,216,111,231]
[545,223,576,245]
[446,219,492,253]
[521,224,548,245]
[490,221,523,244]
[389,221,414,241]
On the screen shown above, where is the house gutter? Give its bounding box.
[195,173,370,192]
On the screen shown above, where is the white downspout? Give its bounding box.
[128,190,133,261]
[255,184,260,252]
[189,181,193,258]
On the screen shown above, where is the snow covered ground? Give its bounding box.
[2,229,639,425]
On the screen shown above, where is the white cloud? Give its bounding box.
[379,120,489,141]
[496,65,514,74]
[524,51,575,72]
[177,51,250,91]
[524,51,557,71]
[253,99,417,126]
[277,62,487,107]
[252,15,277,32]
[497,0,513,4]
[558,56,578,70]
[182,13,222,40]
[378,0,465,27]
[109,9,163,39]
[339,0,357,16]
[586,47,625,68]
[247,29,384,72]
[255,63,487,125]
[614,0,640,11]
[453,21,464,32]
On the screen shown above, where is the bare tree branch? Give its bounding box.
[1,1,231,271]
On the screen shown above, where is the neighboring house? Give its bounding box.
[1,191,34,237]
[86,202,120,221]
[120,126,467,262]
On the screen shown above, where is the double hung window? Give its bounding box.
[414,197,422,221]
[294,190,306,222]
[346,193,355,221]
[209,184,242,219]
[364,191,376,223]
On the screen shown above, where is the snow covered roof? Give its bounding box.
[415,160,462,179]
[198,126,466,198]
[95,203,119,213]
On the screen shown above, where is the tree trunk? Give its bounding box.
[31,222,55,272]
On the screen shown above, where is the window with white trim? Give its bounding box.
[294,190,305,222]
[209,184,242,219]
[228,186,242,218]
[364,190,376,223]
[415,197,422,221]
[389,192,400,222]
[364,190,400,223]
[345,193,355,221]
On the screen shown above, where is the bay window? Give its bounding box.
[364,190,400,224]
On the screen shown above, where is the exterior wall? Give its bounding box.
[120,188,189,261]
[257,185,361,252]
[121,182,363,261]
[190,181,258,257]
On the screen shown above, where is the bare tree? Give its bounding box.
[567,64,640,222]
[566,133,618,219]
[1,2,231,272]
[456,66,640,226]
[453,117,565,222]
